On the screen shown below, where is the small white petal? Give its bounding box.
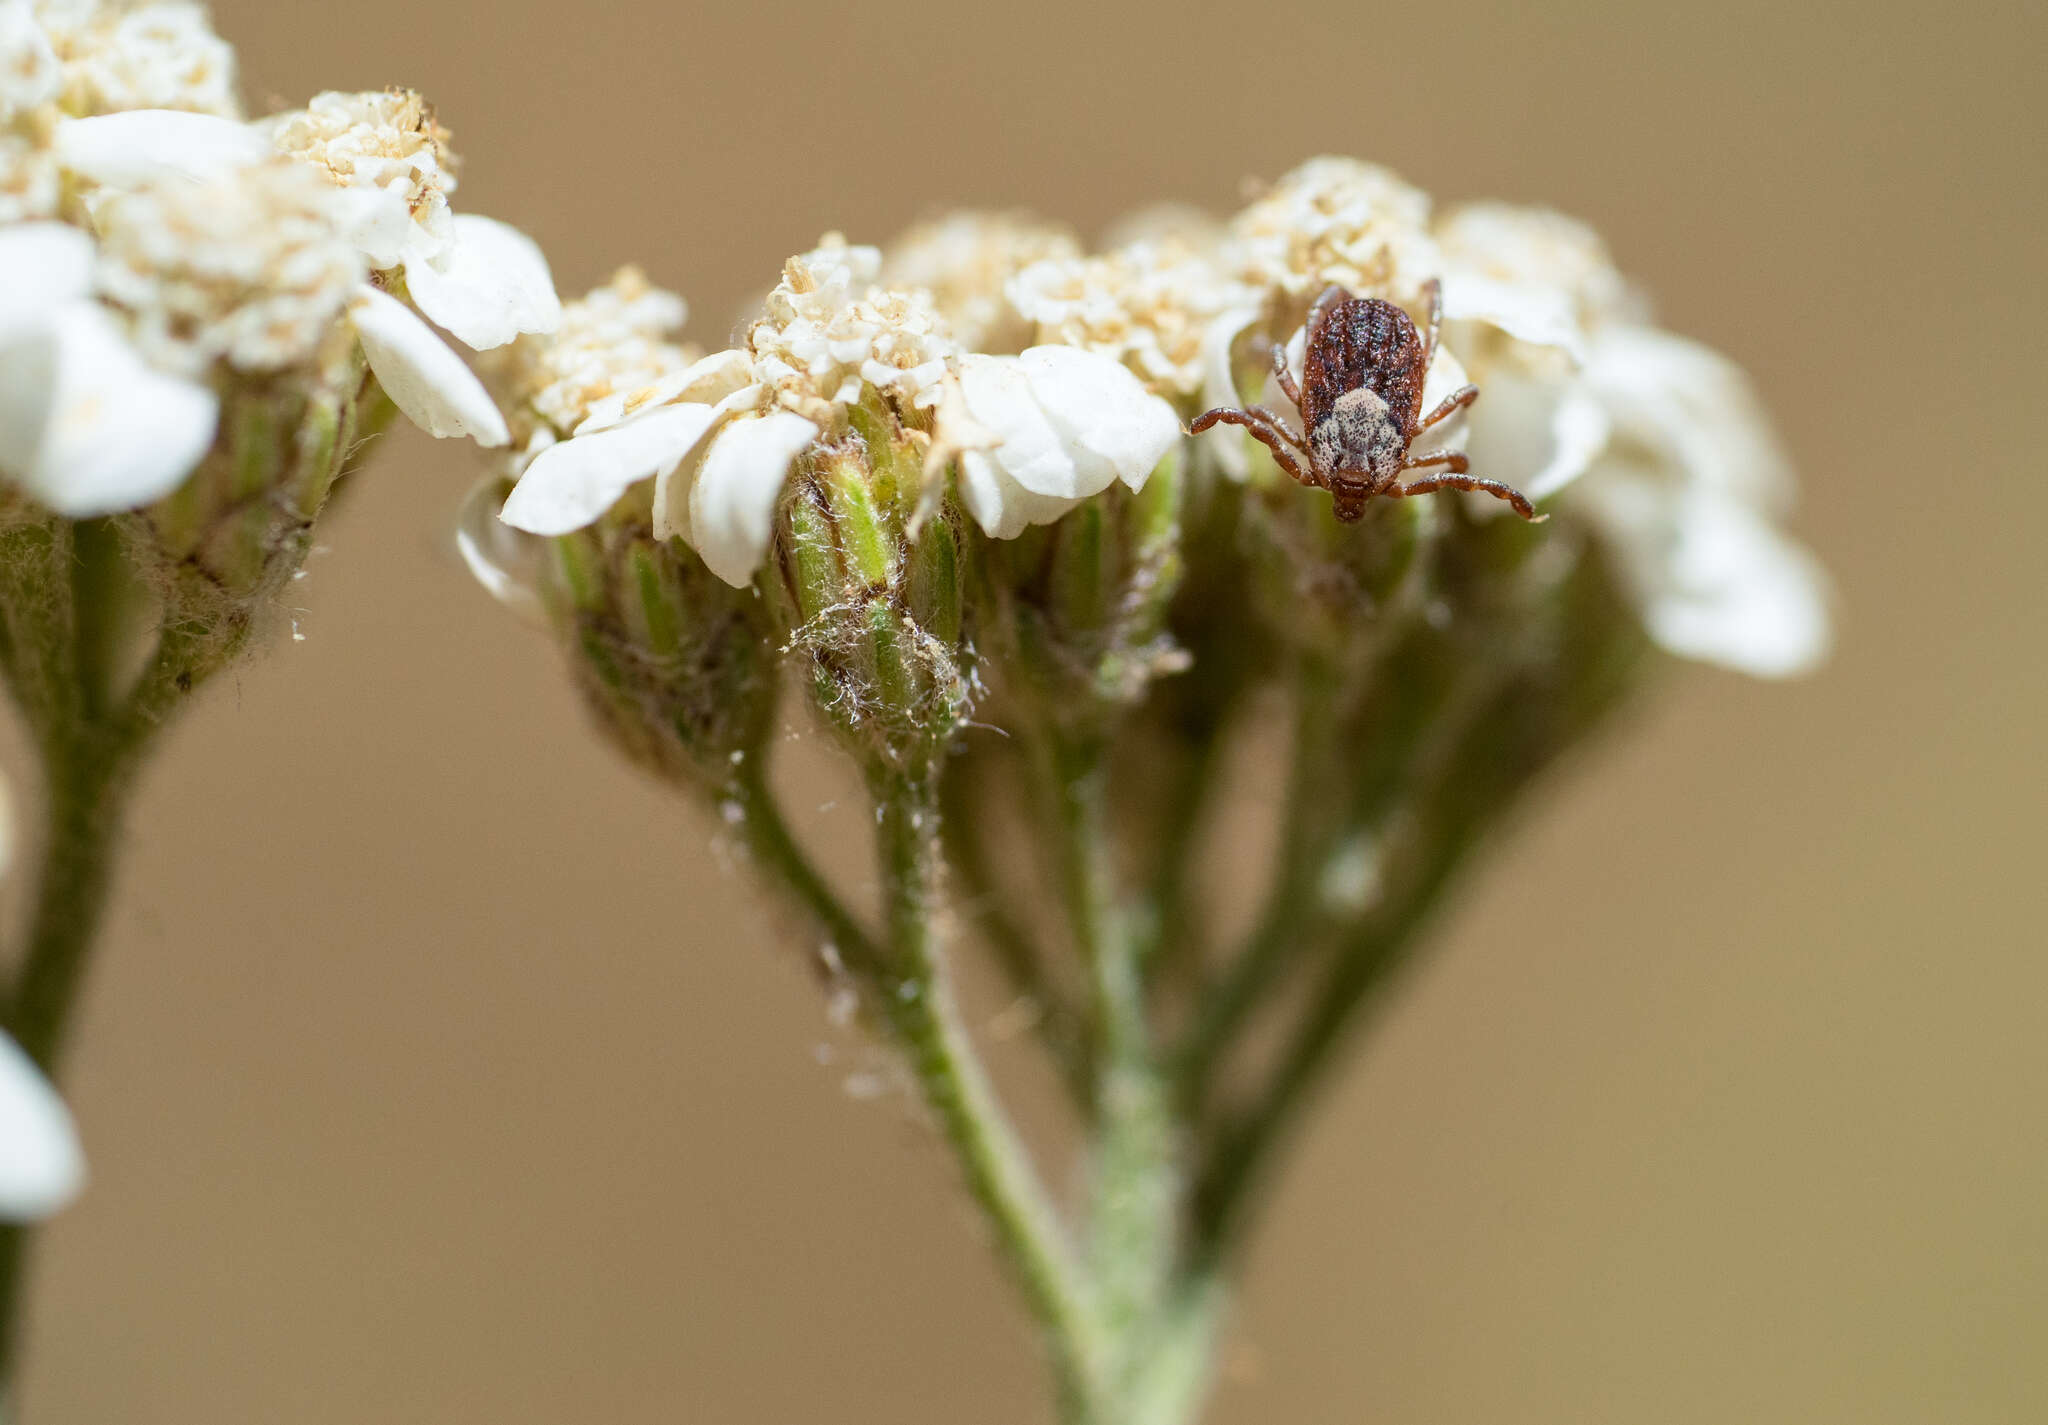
[686,411,818,587]
[1198,305,1262,481]
[54,111,269,189]
[956,449,1077,539]
[1440,269,1587,360]
[575,348,756,435]
[403,214,563,351]
[0,1033,83,1221]
[0,303,216,515]
[501,402,723,536]
[347,286,508,447]
[954,354,1083,499]
[327,187,414,271]
[1463,369,1611,504]
[1018,345,1181,492]
[0,223,94,341]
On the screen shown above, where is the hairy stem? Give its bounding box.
[871,770,1100,1407]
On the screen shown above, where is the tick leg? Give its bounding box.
[1416,383,1479,432]
[1240,403,1308,452]
[1419,276,1444,371]
[1190,406,1317,488]
[1270,339,1304,412]
[1390,466,1540,521]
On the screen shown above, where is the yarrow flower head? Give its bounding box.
[879,209,1080,353]
[1226,155,1441,311]
[499,235,1179,585]
[91,157,363,377]
[0,24,562,518]
[479,264,698,449]
[1008,236,1258,403]
[265,88,559,351]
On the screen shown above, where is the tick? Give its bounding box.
[1191,278,1538,522]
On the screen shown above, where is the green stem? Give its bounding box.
[726,758,882,985]
[871,770,1099,1407]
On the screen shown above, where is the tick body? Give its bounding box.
[1192,278,1539,522]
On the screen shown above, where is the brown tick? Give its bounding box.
[1191,278,1538,521]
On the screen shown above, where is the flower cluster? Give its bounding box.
[498,237,1178,585]
[0,0,559,517]
[478,155,1824,679]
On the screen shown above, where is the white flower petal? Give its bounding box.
[327,186,414,271]
[686,411,818,587]
[402,214,562,351]
[1018,345,1181,492]
[0,223,94,341]
[1585,326,1794,512]
[54,111,270,189]
[501,402,723,536]
[0,1033,82,1221]
[1415,344,1473,453]
[1610,485,1832,678]
[575,348,756,435]
[954,354,1083,499]
[1198,304,1262,481]
[1440,269,1587,360]
[347,285,508,447]
[0,302,216,515]
[956,449,1078,539]
[1463,371,1610,502]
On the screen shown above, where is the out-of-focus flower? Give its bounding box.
[0,776,83,1221]
[1434,200,1829,676]
[26,0,240,119]
[499,239,1180,583]
[0,148,511,515]
[880,210,1079,352]
[0,1031,81,1220]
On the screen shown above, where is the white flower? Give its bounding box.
[946,346,1183,539]
[0,1031,82,1220]
[1434,200,1829,676]
[0,151,513,515]
[0,776,83,1221]
[1009,237,1259,400]
[499,240,1184,584]
[1226,156,1441,310]
[266,90,559,350]
[745,238,955,422]
[880,210,1079,352]
[479,265,698,445]
[92,158,363,375]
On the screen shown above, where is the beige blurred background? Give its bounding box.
[15,0,2046,1420]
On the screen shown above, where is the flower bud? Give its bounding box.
[767,398,972,778]
[979,441,1189,735]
